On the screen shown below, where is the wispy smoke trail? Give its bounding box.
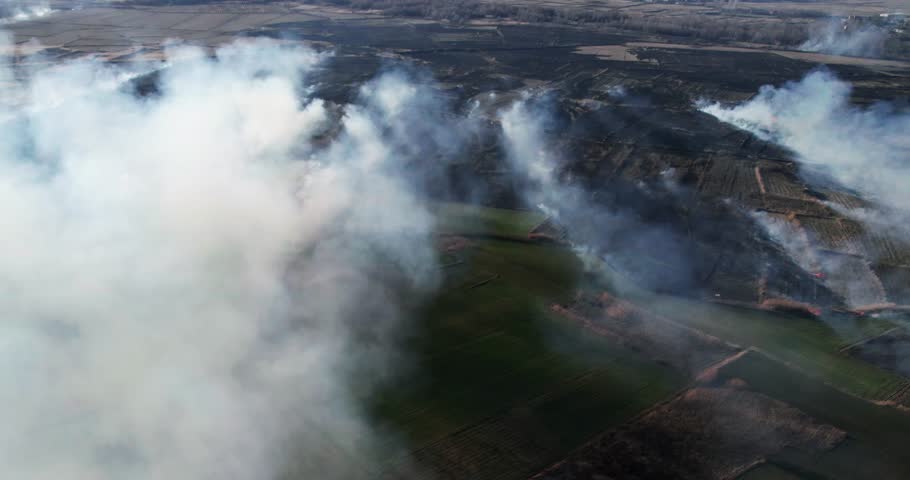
[497,94,694,292]
[0,35,453,480]
[799,19,887,58]
[498,94,576,219]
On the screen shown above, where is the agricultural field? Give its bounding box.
[535,375,847,480]
[371,204,910,480]
[844,327,910,379]
[719,351,910,480]
[371,204,688,480]
[537,348,910,480]
[611,284,910,401]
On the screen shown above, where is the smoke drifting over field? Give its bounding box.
[498,96,577,219]
[498,95,694,291]
[700,69,910,241]
[799,19,887,58]
[0,35,456,479]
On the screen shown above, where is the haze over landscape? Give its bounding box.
[1,1,909,479]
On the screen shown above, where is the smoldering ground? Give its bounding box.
[0,35,475,480]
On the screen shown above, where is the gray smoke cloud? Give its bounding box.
[497,94,695,292]
[0,34,453,480]
[700,69,910,307]
[799,19,887,58]
[0,1,54,24]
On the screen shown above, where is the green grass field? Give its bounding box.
[647,297,905,400]
[588,266,908,401]
[372,204,910,480]
[718,351,910,480]
[372,204,687,479]
[432,202,546,238]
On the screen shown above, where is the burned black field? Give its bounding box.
[5,2,910,480]
[285,19,910,310]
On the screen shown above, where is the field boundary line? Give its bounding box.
[380,365,622,476]
[749,346,906,404]
[838,326,902,353]
[527,347,752,480]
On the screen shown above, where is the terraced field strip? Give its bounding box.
[717,350,910,480]
[739,463,804,480]
[884,381,910,405]
[839,326,902,353]
[615,289,908,401]
[802,216,866,255]
[380,362,681,480]
[374,204,686,480]
[819,189,866,210]
[531,349,852,480]
[864,232,910,266]
[752,345,910,403]
[762,169,810,199]
[433,203,545,239]
[697,155,760,200]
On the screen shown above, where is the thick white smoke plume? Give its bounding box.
[799,19,887,58]
[0,35,446,480]
[0,1,54,24]
[498,95,573,219]
[700,69,910,237]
